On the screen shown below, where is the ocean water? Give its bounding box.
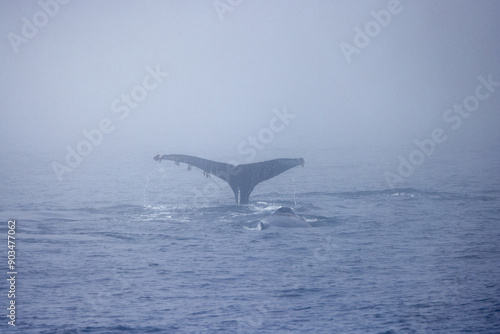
[1,143,499,333]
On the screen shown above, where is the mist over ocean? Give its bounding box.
[1,1,500,333]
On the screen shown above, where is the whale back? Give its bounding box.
[259,207,310,228]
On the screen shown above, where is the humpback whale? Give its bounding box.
[258,207,310,229]
[154,154,304,204]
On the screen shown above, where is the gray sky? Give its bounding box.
[1,0,499,157]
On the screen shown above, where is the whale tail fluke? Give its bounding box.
[154,154,304,204]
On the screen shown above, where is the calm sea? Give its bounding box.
[1,142,499,333]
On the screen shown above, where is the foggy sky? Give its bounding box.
[1,0,499,158]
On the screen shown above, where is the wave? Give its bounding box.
[37,325,173,334]
[302,188,426,198]
[299,188,498,201]
[18,186,494,230]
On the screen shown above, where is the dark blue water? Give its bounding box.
[1,144,499,333]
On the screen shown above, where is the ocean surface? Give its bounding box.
[1,143,499,333]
